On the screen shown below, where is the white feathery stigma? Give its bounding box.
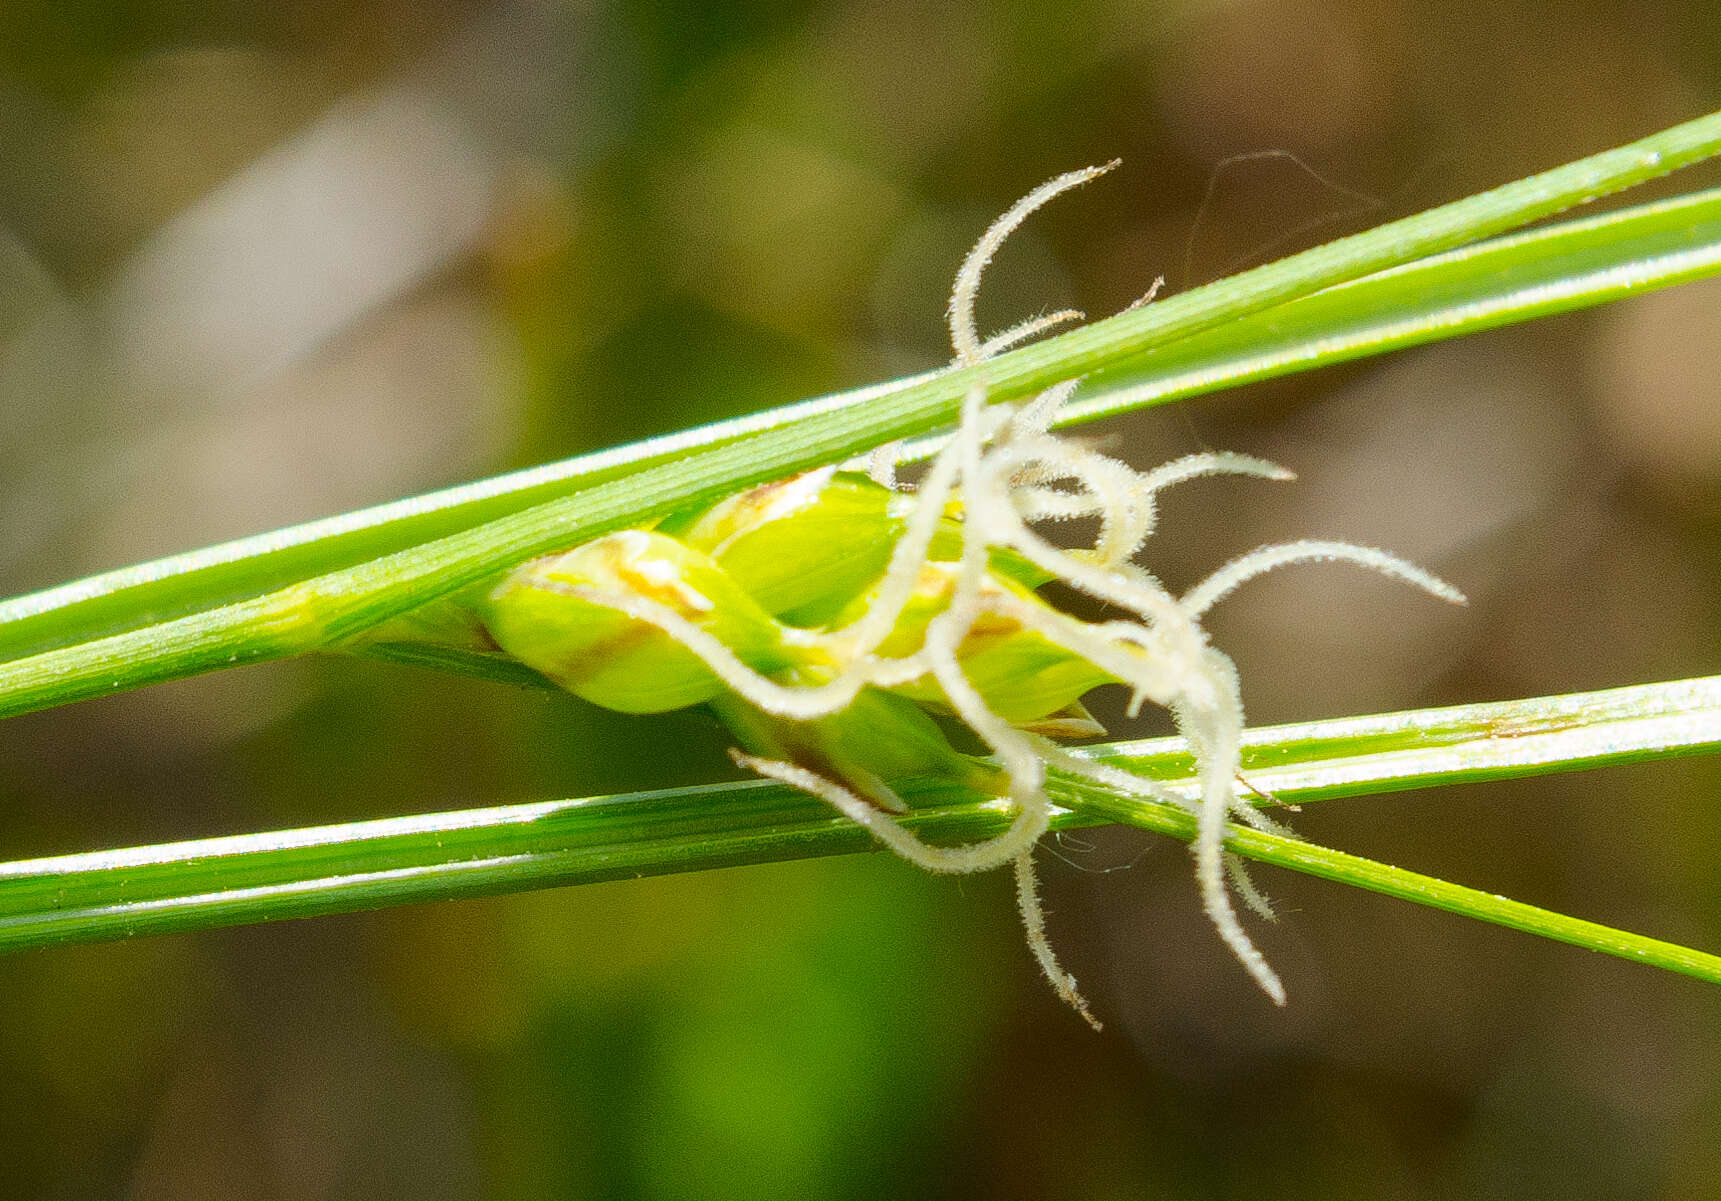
[577,164,1465,1026]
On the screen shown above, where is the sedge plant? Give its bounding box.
[4,112,1721,1025]
[464,163,1464,1025]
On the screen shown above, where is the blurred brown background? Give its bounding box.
[2,1,1720,1197]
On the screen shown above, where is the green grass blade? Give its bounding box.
[1068,787,1721,987]
[992,109,1721,395]
[4,676,1717,985]
[20,169,1713,666]
[0,370,940,662]
[877,182,1721,465]
[3,110,1719,719]
[1061,182,1721,427]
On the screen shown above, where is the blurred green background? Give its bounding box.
[3,1,1721,1197]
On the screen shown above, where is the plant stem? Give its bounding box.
[4,676,1716,979]
[1070,784,1721,986]
[3,112,1719,721]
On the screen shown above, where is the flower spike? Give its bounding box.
[478,163,1464,1025]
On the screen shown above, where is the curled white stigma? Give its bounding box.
[594,165,1465,1025]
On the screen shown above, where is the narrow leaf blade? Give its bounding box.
[4,677,1716,988]
[5,111,1719,720]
